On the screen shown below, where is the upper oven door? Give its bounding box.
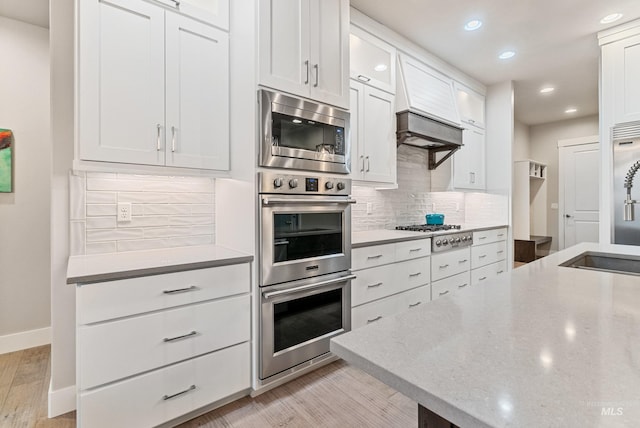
[260,90,351,174]
[260,195,353,286]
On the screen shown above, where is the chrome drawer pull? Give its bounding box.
[479,236,487,240]
[357,74,371,82]
[439,264,449,269]
[439,290,449,296]
[163,285,197,294]
[409,301,422,308]
[156,124,162,151]
[479,255,487,258]
[409,272,422,277]
[497,270,504,274]
[497,250,504,254]
[163,385,196,401]
[409,248,422,252]
[479,276,487,281]
[367,254,383,259]
[367,282,383,288]
[163,331,197,343]
[458,283,468,288]
[304,60,310,84]
[497,233,505,237]
[367,316,382,323]
[459,259,468,263]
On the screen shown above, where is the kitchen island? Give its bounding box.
[331,242,640,427]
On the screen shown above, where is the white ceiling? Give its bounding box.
[0,0,49,28]
[350,0,640,126]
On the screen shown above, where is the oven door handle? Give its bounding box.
[262,197,357,205]
[262,274,356,300]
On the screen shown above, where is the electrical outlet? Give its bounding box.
[366,202,373,214]
[432,203,436,212]
[455,202,460,212]
[117,202,132,222]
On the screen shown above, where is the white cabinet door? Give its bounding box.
[350,25,396,94]
[455,83,485,129]
[309,0,349,108]
[156,0,229,30]
[79,0,165,165]
[610,34,640,124]
[165,12,229,170]
[453,127,485,190]
[349,82,365,179]
[362,86,396,184]
[259,0,311,98]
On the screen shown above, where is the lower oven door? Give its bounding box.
[260,272,354,380]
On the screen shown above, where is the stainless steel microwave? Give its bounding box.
[259,89,351,174]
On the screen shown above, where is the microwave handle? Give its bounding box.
[262,274,357,300]
[262,197,357,205]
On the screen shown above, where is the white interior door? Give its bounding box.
[560,142,600,248]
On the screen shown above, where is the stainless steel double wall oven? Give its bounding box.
[258,170,354,382]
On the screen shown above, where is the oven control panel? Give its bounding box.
[432,232,474,253]
[260,172,351,196]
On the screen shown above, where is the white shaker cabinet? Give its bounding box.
[350,25,396,94]
[259,0,349,109]
[78,0,229,170]
[601,31,640,124]
[350,80,396,185]
[157,0,230,30]
[453,127,486,190]
[455,83,485,129]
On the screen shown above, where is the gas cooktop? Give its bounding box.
[395,224,462,232]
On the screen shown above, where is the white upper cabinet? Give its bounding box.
[157,0,229,30]
[602,32,640,124]
[350,80,396,184]
[453,127,486,190]
[350,25,396,94]
[259,0,350,109]
[455,82,485,129]
[78,0,230,171]
[397,54,460,126]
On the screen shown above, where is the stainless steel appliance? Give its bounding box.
[259,89,351,174]
[395,224,473,253]
[614,136,640,245]
[259,172,355,381]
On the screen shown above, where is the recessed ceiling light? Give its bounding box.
[374,64,388,72]
[601,13,623,24]
[464,19,483,31]
[498,50,516,60]
[565,108,578,114]
[540,87,555,94]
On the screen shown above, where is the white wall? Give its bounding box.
[513,120,530,161]
[0,16,51,351]
[529,114,599,250]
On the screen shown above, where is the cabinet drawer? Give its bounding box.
[395,239,431,261]
[78,342,250,428]
[399,285,431,312]
[431,248,471,281]
[352,293,400,329]
[351,264,396,306]
[352,243,395,270]
[78,295,250,389]
[77,263,250,324]
[472,260,508,286]
[471,241,507,268]
[396,257,431,290]
[431,271,471,301]
[473,228,507,246]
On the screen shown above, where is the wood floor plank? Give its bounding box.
[0,349,22,409]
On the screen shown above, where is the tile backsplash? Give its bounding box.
[352,145,508,231]
[70,171,215,255]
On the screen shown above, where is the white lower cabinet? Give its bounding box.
[471,260,507,286]
[430,247,471,282]
[75,262,251,428]
[352,285,430,328]
[471,227,508,286]
[431,271,471,301]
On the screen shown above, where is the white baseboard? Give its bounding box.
[48,380,76,418]
[0,326,51,355]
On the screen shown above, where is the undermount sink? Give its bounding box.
[559,251,640,276]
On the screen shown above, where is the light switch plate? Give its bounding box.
[366,202,373,215]
[117,202,132,222]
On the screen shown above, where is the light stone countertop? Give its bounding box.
[352,224,508,248]
[67,245,253,284]
[331,242,640,427]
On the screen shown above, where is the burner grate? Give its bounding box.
[395,224,462,232]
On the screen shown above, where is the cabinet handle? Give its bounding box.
[470,172,475,183]
[366,156,370,172]
[439,290,449,296]
[458,283,468,288]
[497,233,505,237]
[409,248,423,252]
[409,301,422,308]
[497,250,504,254]
[479,236,487,240]
[479,255,487,258]
[314,63,319,87]
[367,282,383,288]
[367,316,383,323]
[409,272,422,277]
[459,259,468,263]
[304,60,309,84]
[156,124,162,151]
[357,74,371,82]
[367,254,383,259]
[360,155,365,172]
[163,330,197,343]
[171,126,176,152]
[163,285,197,294]
[439,264,449,269]
[169,0,181,7]
[479,276,487,281]
[497,270,504,274]
[162,385,196,401]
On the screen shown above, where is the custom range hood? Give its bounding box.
[396,54,463,170]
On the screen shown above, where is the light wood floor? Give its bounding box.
[0,345,416,428]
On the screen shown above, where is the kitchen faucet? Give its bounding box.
[624,160,640,221]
